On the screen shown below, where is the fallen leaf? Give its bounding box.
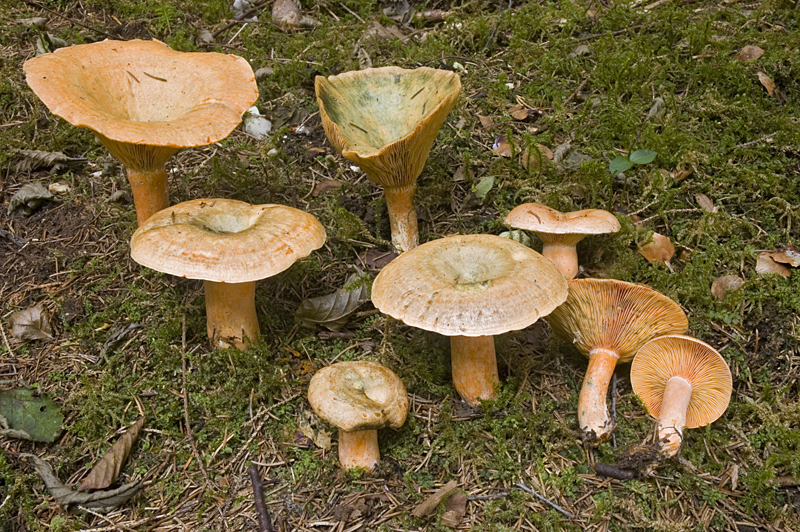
[508,104,540,121]
[711,275,744,301]
[645,97,666,121]
[671,168,692,181]
[769,245,800,267]
[232,0,258,21]
[9,302,53,341]
[756,252,791,277]
[361,20,407,41]
[24,454,141,513]
[383,0,411,18]
[356,249,398,270]
[473,175,494,200]
[412,480,459,518]
[0,389,63,442]
[695,193,717,213]
[8,183,55,216]
[608,156,634,175]
[519,144,553,169]
[297,410,331,450]
[638,232,675,267]
[11,149,87,173]
[295,278,370,331]
[272,0,319,29]
[269,106,308,129]
[758,72,776,96]
[441,491,467,527]
[312,179,342,197]
[738,45,764,62]
[78,417,145,491]
[477,115,494,129]
[492,135,512,157]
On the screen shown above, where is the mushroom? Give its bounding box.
[545,279,688,444]
[316,66,461,252]
[372,234,568,405]
[130,198,326,349]
[307,361,408,470]
[630,334,732,458]
[24,39,258,226]
[504,204,620,278]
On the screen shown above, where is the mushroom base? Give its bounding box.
[384,184,419,252]
[657,375,693,458]
[338,429,380,471]
[204,280,259,349]
[579,347,620,445]
[451,335,499,406]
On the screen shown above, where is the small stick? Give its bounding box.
[248,464,275,532]
[180,316,211,486]
[563,66,596,107]
[0,320,14,360]
[514,482,576,519]
[482,0,513,51]
[594,463,635,480]
[732,132,778,150]
[468,492,509,501]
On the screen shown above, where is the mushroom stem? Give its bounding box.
[338,429,380,470]
[203,280,259,349]
[127,167,170,226]
[450,335,499,406]
[657,376,693,457]
[538,240,581,279]
[384,183,419,252]
[579,347,620,444]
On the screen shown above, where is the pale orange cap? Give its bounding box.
[504,203,620,246]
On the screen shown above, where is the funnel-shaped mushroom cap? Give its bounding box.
[631,335,732,428]
[24,39,258,151]
[130,199,326,282]
[372,234,568,336]
[504,203,620,245]
[315,66,461,188]
[547,279,688,363]
[308,361,408,432]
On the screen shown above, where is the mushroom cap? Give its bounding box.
[308,361,408,432]
[504,203,620,244]
[24,39,258,148]
[372,234,568,336]
[546,279,688,363]
[130,199,326,283]
[315,66,461,188]
[631,335,732,428]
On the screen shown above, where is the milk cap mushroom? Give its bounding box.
[308,361,408,470]
[24,39,258,225]
[316,66,461,251]
[130,199,326,349]
[372,234,567,405]
[504,203,620,278]
[631,334,732,457]
[545,278,688,444]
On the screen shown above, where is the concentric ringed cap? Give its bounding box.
[631,334,732,428]
[371,234,568,336]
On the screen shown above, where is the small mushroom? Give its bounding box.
[631,334,732,458]
[372,234,567,405]
[545,279,688,444]
[24,39,258,226]
[307,361,408,470]
[316,66,461,252]
[504,203,620,278]
[130,199,326,349]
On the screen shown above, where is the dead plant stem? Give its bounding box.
[248,464,276,532]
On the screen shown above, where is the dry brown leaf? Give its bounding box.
[492,135,512,157]
[508,103,540,121]
[711,275,744,301]
[695,193,717,213]
[519,144,553,169]
[272,0,320,29]
[769,245,800,267]
[756,252,791,277]
[440,491,467,527]
[78,417,145,491]
[671,168,692,181]
[312,179,342,197]
[356,249,398,271]
[297,410,331,450]
[477,114,494,129]
[738,45,764,62]
[9,302,53,341]
[638,232,675,267]
[412,480,459,518]
[758,72,776,96]
[361,20,407,41]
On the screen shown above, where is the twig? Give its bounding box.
[412,480,459,518]
[248,464,276,532]
[180,316,211,487]
[23,0,122,40]
[575,24,644,43]
[594,462,636,480]
[482,0,513,51]
[0,319,14,360]
[732,132,778,150]
[514,482,576,519]
[468,492,509,501]
[563,66,596,106]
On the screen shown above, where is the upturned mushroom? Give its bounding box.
[316,66,461,252]
[24,39,258,226]
[545,279,688,444]
[307,361,408,471]
[130,198,326,349]
[372,234,567,405]
[504,204,620,279]
[631,334,732,458]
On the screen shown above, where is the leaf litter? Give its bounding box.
[9,302,53,341]
[78,417,145,491]
[0,388,63,442]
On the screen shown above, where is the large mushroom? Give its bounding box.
[308,361,408,471]
[372,234,568,405]
[504,204,620,279]
[630,334,732,458]
[316,66,461,252]
[130,198,326,349]
[545,279,688,444]
[24,39,258,226]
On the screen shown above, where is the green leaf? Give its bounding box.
[629,149,657,165]
[0,389,63,442]
[473,175,495,199]
[608,156,634,175]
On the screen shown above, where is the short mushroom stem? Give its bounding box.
[384,184,419,252]
[539,240,581,279]
[450,335,499,406]
[127,167,170,226]
[579,347,620,444]
[657,376,693,458]
[203,280,259,349]
[338,429,380,471]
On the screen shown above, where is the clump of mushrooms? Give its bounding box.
[130,198,326,349]
[316,66,461,252]
[24,39,258,226]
